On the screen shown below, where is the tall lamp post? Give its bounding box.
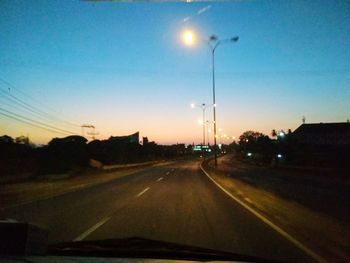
[182,30,239,167]
[191,103,213,146]
[206,120,210,145]
[208,35,239,167]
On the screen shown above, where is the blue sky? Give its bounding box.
[0,0,349,144]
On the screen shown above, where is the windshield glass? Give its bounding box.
[1,1,349,262]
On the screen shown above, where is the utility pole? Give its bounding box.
[81,124,98,140]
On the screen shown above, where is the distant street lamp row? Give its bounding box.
[190,103,214,146]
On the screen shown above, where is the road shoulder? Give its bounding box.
[200,158,350,262]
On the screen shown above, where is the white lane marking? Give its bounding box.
[136,187,150,197]
[200,163,326,263]
[166,171,170,175]
[157,177,163,182]
[74,216,111,241]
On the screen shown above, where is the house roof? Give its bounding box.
[109,132,139,143]
[293,122,350,135]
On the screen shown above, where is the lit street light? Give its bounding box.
[183,30,239,167]
[182,30,195,46]
[191,103,214,146]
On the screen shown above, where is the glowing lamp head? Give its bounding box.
[182,30,195,46]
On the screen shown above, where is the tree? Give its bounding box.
[238,131,274,161]
[271,129,277,138]
[239,131,266,144]
[44,135,88,173]
[15,135,30,145]
[0,135,14,144]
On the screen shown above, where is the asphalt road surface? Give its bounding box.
[1,160,313,262]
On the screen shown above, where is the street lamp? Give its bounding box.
[183,30,239,167]
[206,120,210,145]
[191,103,214,146]
[208,35,239,167]
[182,30,196,46]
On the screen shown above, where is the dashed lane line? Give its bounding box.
[74,216,111,241]
[135,187,150,198]
[74,184,153,241]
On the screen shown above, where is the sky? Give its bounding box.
[0,0,349,145]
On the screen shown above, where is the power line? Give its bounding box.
[0,76,81,124]
[0,92,80,134]
[0,111,73,136]
[0,86,81,131]
[0,87,80,128]
[0,89,80,133]
[0,77,81,128]
[0,78,98,139]
[0,97,80,133]
[0,107,76,135]
[1,60,349,76]
[0,91,78,131]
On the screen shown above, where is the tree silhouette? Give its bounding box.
[271,129,277,138]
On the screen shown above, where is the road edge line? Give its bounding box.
[200,163,326,263]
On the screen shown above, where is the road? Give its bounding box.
[1,159,313,262]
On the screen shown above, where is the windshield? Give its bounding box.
[1,1,349,262]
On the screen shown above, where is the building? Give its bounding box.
[142,137,149,145]
[292,122,350,145]
[109,132,139,144]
